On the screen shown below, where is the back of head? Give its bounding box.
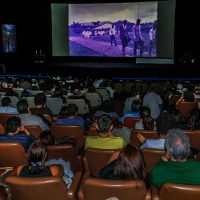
[17,99,29,114]
[97,114,112,134]
[67,104,78,117]
[140,106,151,119]
[165,129,190,161]
[131,100,142,113]
[156,111,177,135]
[27,140,47,174]
[136,18,141,25]
[6,116,21,134]
[114,144,149,187]
[34,93,46,106]
[2,96,11,107]
[39,130,55,146]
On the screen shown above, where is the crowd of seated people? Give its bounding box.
[1,75,200,198]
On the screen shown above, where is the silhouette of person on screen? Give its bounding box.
[120,20,130,56]
[109,24,117,46]
[132,18,144,57]
[149,22,157,56]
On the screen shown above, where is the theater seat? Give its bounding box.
[153,183,200,200]
[142,148,164,172]
[78,177,150,200]
[0,142,28,168]
[83,148,119,178]
[5,176,69,200]
[176,101,198,118]
[124,117,140,128]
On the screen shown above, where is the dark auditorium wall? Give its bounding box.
[0,0,199,77]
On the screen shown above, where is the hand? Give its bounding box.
[20,125,30,136]
[137,133,146,144]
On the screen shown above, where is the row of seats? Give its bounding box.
[1,144,200,200]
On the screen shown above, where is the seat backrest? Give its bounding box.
[96,88,110,101]
[0,142,28,167]
[159,183,200,200]
[80,178,148,200]
[185,130,200,150]
[5,176,68,200]
[51,124,84,147]
[85,93,101,108]
[67,99,89,114]
[47,144,81,173]
[131,130,159,146]
[25,125,42,138]
[83,148,117,177]
[124,117,140,128]
[46,97,63,115]
[26,97,35,108]
[142,148,165,172]
[0,113,17,127]
[176,101,198,118]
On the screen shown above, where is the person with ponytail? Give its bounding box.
[17,140,63,177]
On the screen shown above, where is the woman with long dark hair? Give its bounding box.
[100,144,150,189]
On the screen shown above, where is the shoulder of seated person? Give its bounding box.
[50,164,64,177]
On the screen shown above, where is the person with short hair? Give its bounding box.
[30,92,55,121]
[0,116,35,151]
[84,114,125,149]
[17,99,50,131]
[151,128,200,188]
[119,100,141,124]
[0,96,18,114]
[137,111,177,149]
[56,104,85,129]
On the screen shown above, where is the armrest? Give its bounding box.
[145,189,152,200]
[67,171,82,200]
[78,170,91,200]
[151,185,159,200]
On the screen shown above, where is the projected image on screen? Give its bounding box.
[69,2,157,57]
[2,24,16,53]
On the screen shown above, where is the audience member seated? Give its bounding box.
[0,97,18,114]
[30,92,56,121]
[176,87,195,105]
[17,99,50,131]
[38,131,74,188]
[123,89,141,115]
[51,87,67,105]
[21,90,31,99]
[56,104,85,129]
[187,108,200,130]
[137,111,177,149]
[143,84,163,120]
[135,106,155,130]
[0,116,35,151]
[85,114,125,149]
[94,100,119,118]
[111,126,131,144]
[151,128,200,188]
[17,140,63,178]
[100,144,150,189]
[119,100,141,124]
